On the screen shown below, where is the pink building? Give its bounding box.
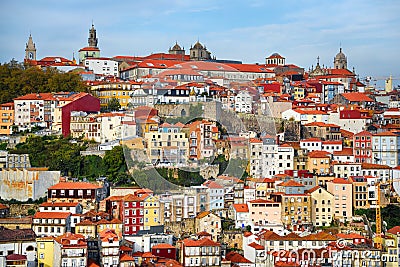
[248,199,281,232]
[327,178,353,221]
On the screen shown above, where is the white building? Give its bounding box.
[275,144,294,175]
[261,135,278,178]
[249,138,263,178]
[203,180,225,210]
[234,91,253,113]
[84,57,119,77]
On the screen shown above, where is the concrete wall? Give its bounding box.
[0,168,60,201]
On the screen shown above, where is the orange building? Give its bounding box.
[0,102,14,135]
[307,150,331,174]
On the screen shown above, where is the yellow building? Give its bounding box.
[0,102,14,135]
[144,195,160,230]
[306,186,335,227]
[91,81,142,109]
[307,150,331,174]
[292,85,306,100]
[37,237,61,267]
[97,218,123,237]
[75,219,97,238]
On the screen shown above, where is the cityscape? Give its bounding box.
[1,3,400,266]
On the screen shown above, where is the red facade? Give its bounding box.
[353,131,373,163]
[61,94,100,137]
[151,244,176,260]
[121,195,144,236]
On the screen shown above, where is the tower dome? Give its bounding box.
[334,47,347,69]
[168,41,185,55]
[192,41,204,50]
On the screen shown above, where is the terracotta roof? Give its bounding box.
[243,231,253,237]
[354,130,373,137]
[333,148,353,156]
[225,251,253,263]
[120,253,135,262]
[33,211,71,219]
[308,150,331,158]
[373,131,398,136]
[232,204,249,213]
[330,178,352,184]
[248,242,264,250]
[203,180,224,189]
[336,233,365,239]
[182,237,220,247]
[152,243,175,249]
[305,186,322,194]
[196,211,211,219]
[0,203,8,210]
[387,226,400,235]
[14,93,55,101]
[79,46,100,52]
[341,92,374,102]
[361,163,391,169]
[48,182,101,190]
[278,180,304,187]
[88,259,101,267]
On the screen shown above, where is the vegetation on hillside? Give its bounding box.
[0,61,88,104]
[10,135,130,185]
[355,205,400,231]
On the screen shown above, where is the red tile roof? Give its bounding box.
[33,211,71,219]
[152,243,175,249]
[278,180,304,187]
[232,204,249,213]
[48,182,101,190]
[182,237,220,247]
[248,242,264,250]
[373,131,398,136]
[341,92,374,102]
[308,150,331,158]
[225,251,253,263]
[330,178,352,184]
[361,163,391,169]
[387,226,400,235]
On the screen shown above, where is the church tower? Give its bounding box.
[88,23,98,47]
[25,34,36,61]
[79,23,101,64]
[333,47,347,69]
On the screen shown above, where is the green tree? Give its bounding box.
[0,62,88,104]
[107,98,121,111]
[103,146,128,183]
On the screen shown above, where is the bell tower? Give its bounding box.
[25,34,36,61]
[88,23,98,47]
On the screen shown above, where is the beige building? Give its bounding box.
[144,123,189,165]
[327,178,353,221]
[271,193,312,230]
[306,186,335,227]
[195,211,222,242]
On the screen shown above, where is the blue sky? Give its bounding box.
[1,0,399,84]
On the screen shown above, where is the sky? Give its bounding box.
[1,0,399,86]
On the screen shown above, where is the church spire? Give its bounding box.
[88,23,98,47]
[25,33,36,61]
